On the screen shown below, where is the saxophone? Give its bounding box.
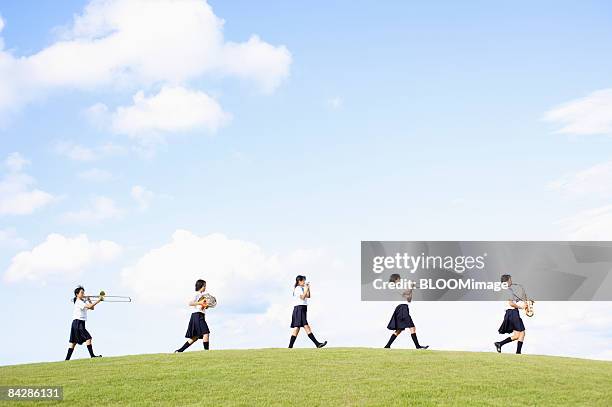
[524,298,534,317]
[514,284,534,317]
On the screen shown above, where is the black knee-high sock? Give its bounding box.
[65,348,74,361]
[410,333,422,349]
[87,344,98,357]
[288,335,297,348]
[307,333,321,347]
[203,341,209,350]
[499,337,513,347]
[176,341,193,352]
[516,341,523,354]
[384,334,398,348]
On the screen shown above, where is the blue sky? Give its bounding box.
[1,0,612,365]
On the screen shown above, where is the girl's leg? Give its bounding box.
[516,331,525,354]
[495,330,518,352]
[176,337,197,353]
[384,330,403,348]
[408,327,428,349]
[85,339,101,358]
[289,328,299,348]
[203,334,210,350]
[303,325,326,348]
[65,343,76,360]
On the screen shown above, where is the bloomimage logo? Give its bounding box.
[372,252,487,274]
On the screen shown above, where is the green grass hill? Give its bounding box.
[1,348,611,406]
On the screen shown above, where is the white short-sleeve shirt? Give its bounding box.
[293,286,307,306]
[72,299,88,321]
[191,293,205,313]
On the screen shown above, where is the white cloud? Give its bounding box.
[0,228,28,249]
[0,0,291,117]
[61,196,123,223]
[121,231,285,308]
[111,86,231,139]
[544,89,612,136]
[557,205,612,240]
[4,233,121,283]
[77,168,113,182]
[55,141,127,161]
[220,35,292,94]
[326,96,343,110]
[5,152,29,172]
[54,142,96,161]
[548,161,612,197]
[0,153,54,216]
[131,185,153,210]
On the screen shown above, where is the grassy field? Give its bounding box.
[1,348,611,406]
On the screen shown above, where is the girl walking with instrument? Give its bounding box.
[384,274,429,349]
[175,279,214,352]
[495,274,526,354]
[288,275,327,348]
[65,286,103,360]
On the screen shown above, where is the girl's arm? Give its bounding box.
[85,299,102,310]
[299,285,310,300]
[508,300,523,309]
[189,296,205,309]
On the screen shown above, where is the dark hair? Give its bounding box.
[501,274,512,284]
[389,273,401,283]
[295,275,306,288]
[195,279,206,291]
[73,285,84,303]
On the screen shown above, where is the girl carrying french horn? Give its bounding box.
[175,279,212,352]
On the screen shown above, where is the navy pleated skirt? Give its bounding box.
[185,312,210,339]
[291,305,308,328]
[498,308,525,334]
[69,319,92,344]
[387,304,415,330]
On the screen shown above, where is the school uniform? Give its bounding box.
[498,286,526,334]
[290,285,309,328]
[69,299,93,344]
[185,293,210,339]
[387,289,415,331]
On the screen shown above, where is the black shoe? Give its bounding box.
[91,355,102,358]
[317,341,327,348]
[494,342,502,353]
[384,345,390,349]
[418,346,429,350]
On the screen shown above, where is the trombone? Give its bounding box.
[84,290,132,303]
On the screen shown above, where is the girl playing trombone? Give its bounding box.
[65,286,103,360]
